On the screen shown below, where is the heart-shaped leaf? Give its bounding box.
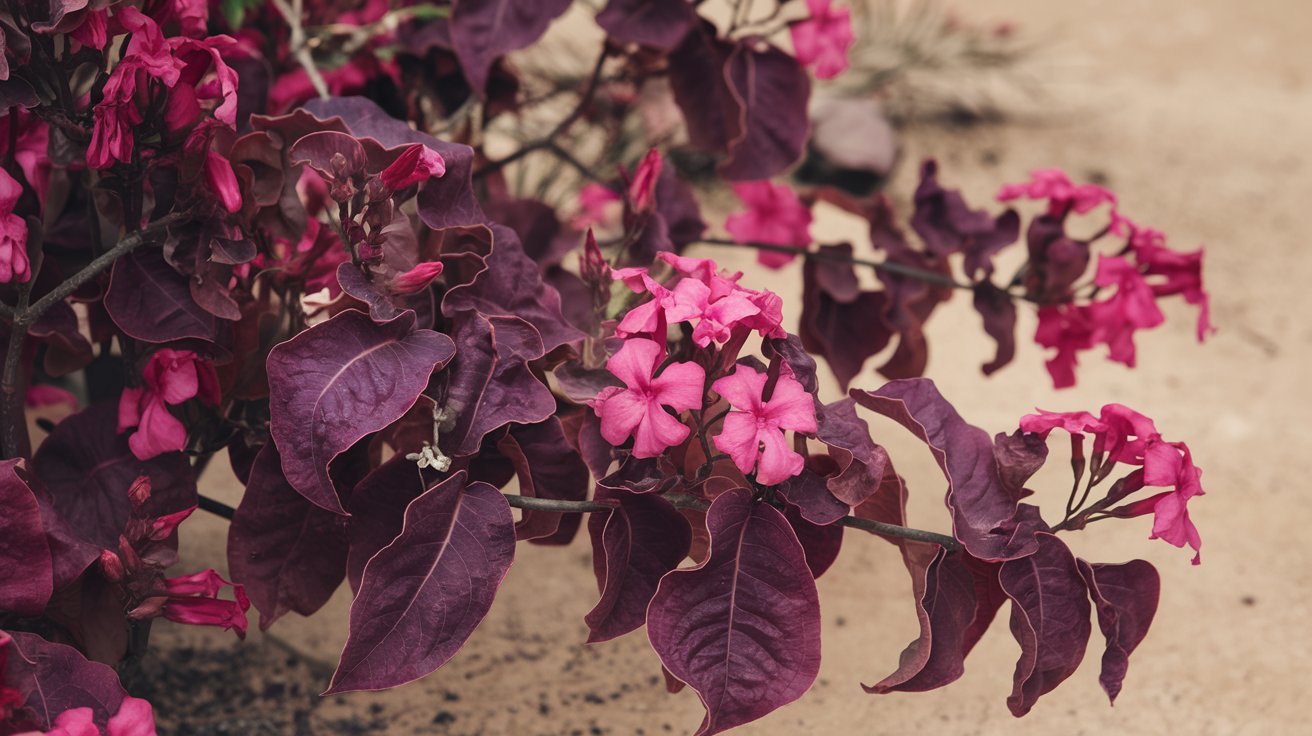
[0,460,54,616]
[1077,558,1160,704]
[0,630,128,729]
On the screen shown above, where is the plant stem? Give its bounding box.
[0,284,31,459]
[272,0,330,100]
[696,237,978,293]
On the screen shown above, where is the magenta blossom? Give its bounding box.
[725,181,813,268]
[203,150,242,213]
[129,569,250,638]
[391,260,444,294]
[1130,226,1214,340]
[712,364,817,485]
[591,338,706,458]
[118,349,220,460]
[0,169,30,284]
[628,148,663,213]
[1020,404,1205,564]
[379,144,446,190]
[997,168,1118,219]
[572,183,622,230]
[790,0,856,80]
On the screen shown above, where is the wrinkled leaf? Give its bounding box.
[498,418,590,544]
[105,250,226,348]
[0,460,54,616]
[596,0,697,51]
[719,41,811,181]
[449,0,572,94]
[0,630,128,730]
[1077,558,1160,704]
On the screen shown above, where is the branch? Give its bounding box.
[16,212,190,327]
[272,0,330,100]
[696,237,980,293]
[474,48,610,180]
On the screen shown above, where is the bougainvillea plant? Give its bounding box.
[0,0,1212,733]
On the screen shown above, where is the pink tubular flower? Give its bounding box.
[1131,226,1214,340]
[712,365,817,485]
[790,0,856,80]
[105,697,157,736]
[118,349,220,460]
[724,181,813,269]
[378,144,446,191]
[130,569,250,638]
[391,260,444,294]
[997,168,1118,218]
[25,385,77,410]
[572,183,622,230]
[1020,404,1204,564]
[591,338,706,457]
[628,148,663,213]
[0,169,30,284]
[203,151,242,213]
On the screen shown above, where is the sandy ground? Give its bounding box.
[144,0,1312,733]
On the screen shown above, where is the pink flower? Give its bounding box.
[790,0,856,80]
[88,60,146,170]
[615,277,712,339]
[1020,404,1204,563]
[711,365,817,485]
[628,149,663,213]
[1089,255,1164,365]
[572,183,622,230]
[203,151,242,213]
[106,697,157,736]
[724,181,813,268]
[391,260,444,294]
[25,385,77,410]
[1131,227,1214,341]
[70,9,110,50]
[614,255,786,347]
[378,144,447,190]
[0,169,30,284]
[997,168,1118,218]
[130,569,250,638]
[591,338,706,457]
[118,349,220,460]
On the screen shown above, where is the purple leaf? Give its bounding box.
[227,444,350,630]
[762,335,819,395]
[973,282,1019,375]
[267,309,455,514]
[647,488,821,736]
[993,430,1049,503]
[301,97,483,231]
[850,379,1039,562]
[32,402,197,576]
[782,503,843,579]
[1076,558,1160,704]
[865,546,977,693]
[999,533,1092,717]
[105,250,226,347]
[288,130,367,180]
[1024,214,1089,303]
[584,491,691,642]
[0,460,54,617]
[449,0,572,95]
[345,456,430,593]
[668,22,739,154]
[799,244,894,391]
[911,159,1019,277]
[436,313,555,457]
[326,471,516,694]
[815,397,890,507]
[0,630,127,730]
[596,455,682,496]
[719,41,811,181]
[596,0,697,51]
[777,468,848,525]
[497,418,590,544]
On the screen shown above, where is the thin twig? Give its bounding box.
[272,0,330,100]
[696,237,979,293]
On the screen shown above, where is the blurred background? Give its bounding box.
[148,0,1312,732]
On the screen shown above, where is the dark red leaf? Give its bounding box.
[326,471,515,693]
[584,491,691,642]
[345,456,431,593]
[993,429,1049,503]
[999,533,1092,717]
[799,244,894,391]
[266,309,455,514]
[104,250,226,348]
[719,41,811,181]
[288,131,367,181]
[668,22,739,155]
[0,630,128,730]
[815,397,890,507]
[776,468,848,525]
[850,379,1039,562]
[449,0,572,94]
[647,488,821,736]
[973,282,1019,375]
[227,444,350,630]
[497,418,590,544]
[596,0,697,51]
[782,503,843,579]
[1077,558,1160,704]
[0,460,54,616]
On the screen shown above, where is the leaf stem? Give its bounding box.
[696,237,978,293]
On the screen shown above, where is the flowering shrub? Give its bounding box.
[0,1,1213,734]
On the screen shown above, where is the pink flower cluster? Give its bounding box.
[1022,405,1205,564]
[790,0,856,80]
[724,181,813,269]
[118,349,220,460]
[593,254,815,483]
[0,169,30,284]
[613,252,785,348]
[999,169,1212,388]
[128,569,250,638]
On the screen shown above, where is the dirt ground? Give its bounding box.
[144,0,1312,733]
